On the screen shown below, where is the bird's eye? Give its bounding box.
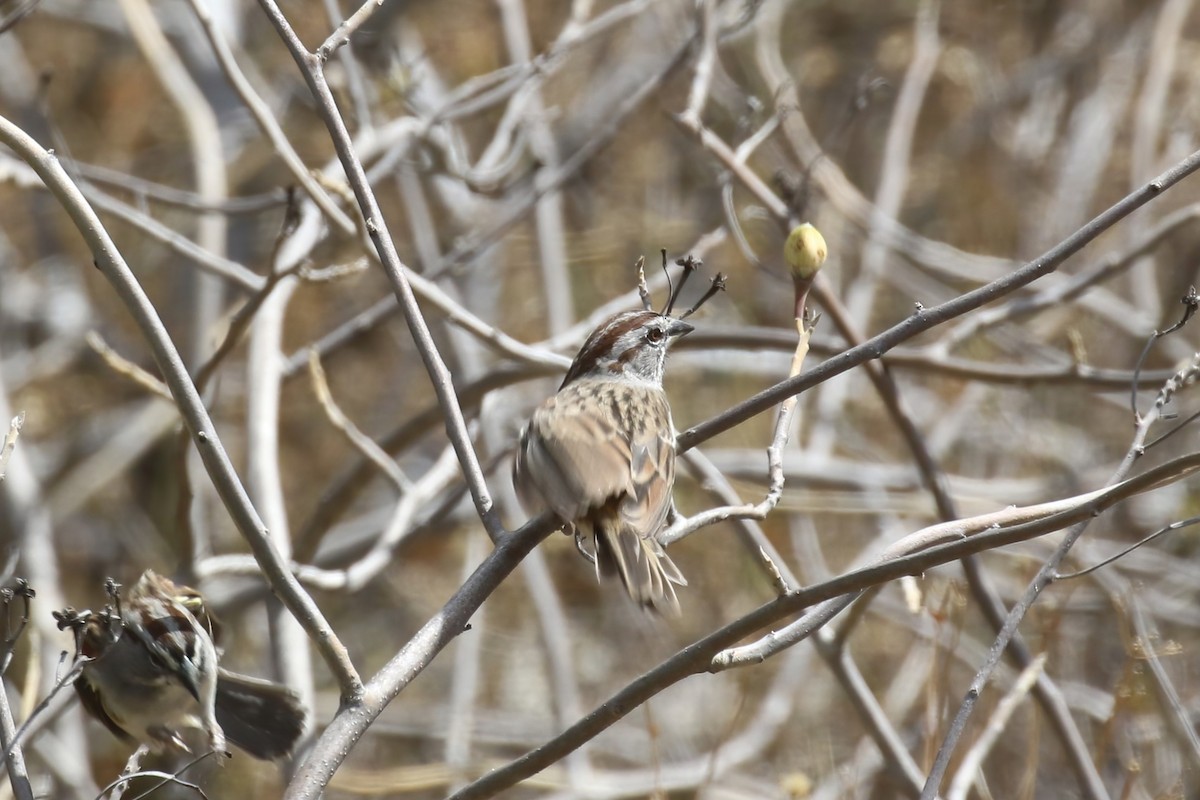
[645,327,665,345]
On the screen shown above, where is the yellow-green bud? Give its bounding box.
[784,223,827,280]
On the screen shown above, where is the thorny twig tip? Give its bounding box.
[681,272,727,319]
[635,255,652,311]
[659,250,675,313]
[664,255,702,315]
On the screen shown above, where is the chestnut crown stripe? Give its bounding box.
[560,310,666,389]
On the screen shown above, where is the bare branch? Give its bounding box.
[0,113,364,699]
[256,0,503,539]
[678,145,1200,451]
[450,452,1200,799]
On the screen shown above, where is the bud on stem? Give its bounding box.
[784,223,827,320]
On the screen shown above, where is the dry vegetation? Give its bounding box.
[3,0,1200,798]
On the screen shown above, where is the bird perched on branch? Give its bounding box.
[58,570,306,761]
[514,256,723,613]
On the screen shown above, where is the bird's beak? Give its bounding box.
[667,319,694,338]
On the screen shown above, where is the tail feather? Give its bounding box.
[214,670,307,760]
[595,522,686,615]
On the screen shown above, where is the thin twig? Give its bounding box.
[85,332,173,401]
[448,451,1200,799]
[183,0,357,234]
[686,73,1117,792]
[4,657,86,762]
[256,0,503,539]
[244,266,318,734]
[1056,515,1200,580]
[104,751,215,800]
[0,113,365,699]
[108,745,148,800]
[0,413,23,482]
[0,692,32,800]
[943,203,1200,349]
[289,229,721,557]
[678,145,1200,451]
[496,0,573,335]
[116,0,227,367]
[686,325,1176,388]
[662,318,811,550]
[308,349,411,492]
[1130,286,1199,419]
[945,654,1046,800]
[918,355,1194,798]
[84,183,262,291]
[318,0,391,60]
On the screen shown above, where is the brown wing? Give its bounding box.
[617,388,675,539]
[515,380,688,611]
[514,383,636,522]
[597,389,687,612]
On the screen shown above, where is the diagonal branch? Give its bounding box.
[678,145,1200,451]
[448,451,1200,799]
[0,113,364,700]
[255,0,503,540]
